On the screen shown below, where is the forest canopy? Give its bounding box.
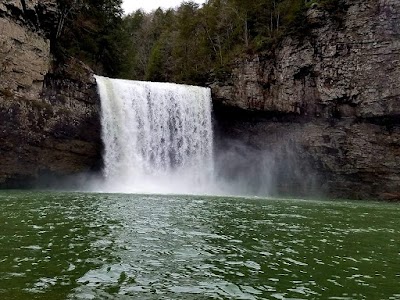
[55,0,344,85]
[54,0,129,77]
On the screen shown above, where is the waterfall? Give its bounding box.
[95,76,214,194]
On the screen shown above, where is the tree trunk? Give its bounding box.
[244,17,249,47]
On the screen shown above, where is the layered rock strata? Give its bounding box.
[0,1,101,187]
[212,0,400,200]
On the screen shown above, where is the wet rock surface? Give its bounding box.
[0,0,398,200]
[212,0,400,200]
[0,1,101,187]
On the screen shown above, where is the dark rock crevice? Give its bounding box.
[211,0,400,201]
[0,0,102,188]
[0,0,399,201]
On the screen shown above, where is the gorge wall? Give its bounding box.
[0,0,101,187]
[212,0,400,200]
[0,0,398,200]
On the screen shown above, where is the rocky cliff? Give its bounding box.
[212,0,400,200]
[0,0,101,187]
[0,0,398,200]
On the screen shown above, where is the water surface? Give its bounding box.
[0,191,399,299]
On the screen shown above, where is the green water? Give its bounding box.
[0,192,399,299]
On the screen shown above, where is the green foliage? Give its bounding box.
[53,0,131,77]
[54,0,345,82]
[146,42,165,81]
[120,0,339,85]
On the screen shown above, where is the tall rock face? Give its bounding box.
[0,0,101,187]
[212,0,400,200]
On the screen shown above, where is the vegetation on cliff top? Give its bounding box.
[53,0,130,77]
[55,0,345,83]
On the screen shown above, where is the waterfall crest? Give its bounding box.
[95,76,214,194]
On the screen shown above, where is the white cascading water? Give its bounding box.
[95,76,215,194]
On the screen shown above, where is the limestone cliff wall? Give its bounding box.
[0,0,398,199]
[0,0,101,187]
[212,0,400,200]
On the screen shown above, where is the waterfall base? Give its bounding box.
[95,76,215,195]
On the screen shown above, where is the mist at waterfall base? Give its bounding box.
[92,76,314,196]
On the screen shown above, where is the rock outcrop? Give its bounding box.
[0,0,398,200]
[0,0,101,187]
[212,0,400,201]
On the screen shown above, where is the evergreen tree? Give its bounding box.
[55,0,343,81]
[54,0,130,77]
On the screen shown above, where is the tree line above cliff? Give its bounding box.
[53,0,127,76]
[54,0,345,84]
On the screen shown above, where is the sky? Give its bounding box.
[122,0,207,14]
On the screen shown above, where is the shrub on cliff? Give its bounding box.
[121,0,345,85]
[51,0,345,82]
[52,0,132,77]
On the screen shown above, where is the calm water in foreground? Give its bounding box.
[0,191,399,299]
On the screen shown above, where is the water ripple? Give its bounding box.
[0,192,399,299]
